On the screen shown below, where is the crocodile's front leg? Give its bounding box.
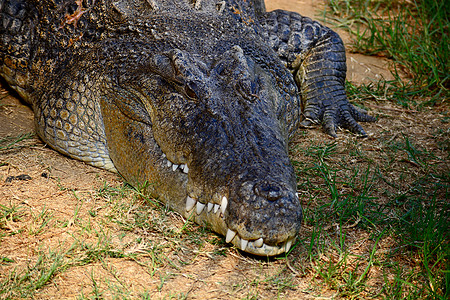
[260,10,376,137]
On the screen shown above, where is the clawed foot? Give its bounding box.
[301,101,376,138]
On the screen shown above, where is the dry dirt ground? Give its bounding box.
[0,1,448,299]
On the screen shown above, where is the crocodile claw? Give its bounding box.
[302,97,376,138]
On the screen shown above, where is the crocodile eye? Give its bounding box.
[214,62,226,76]
[185,81,198,100]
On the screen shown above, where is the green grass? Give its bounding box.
[323,0,449,104]
[0,247,70,298]
[0,133,35,151]
[289,134,449,299]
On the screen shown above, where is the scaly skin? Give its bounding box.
[0,0,375,256]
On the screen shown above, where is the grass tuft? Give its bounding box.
[0,133,35,151]
[324,0,449,104]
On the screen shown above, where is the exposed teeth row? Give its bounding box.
[186,195,295,253]
[162,153,189,174]
[186,195,228,215]
[225,228,295,252]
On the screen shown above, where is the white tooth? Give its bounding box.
[254,238,263,248]
[183,164,189,173]
[225,229,237,243]
[295,192,299,198]
[185,196,196,211]
[241,238,248,251]
[196,201,205,214]
[179,164,185,170]
[213,204,220,213]
[167,161,172,167]
[162,153,166,158]
[207,202,213,212]
[285,239,293,253]
[172,164,178,171]
[221,196,228,215]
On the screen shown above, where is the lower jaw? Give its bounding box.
[185,205,295,256]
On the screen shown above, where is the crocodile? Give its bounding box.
[0,0,375,256]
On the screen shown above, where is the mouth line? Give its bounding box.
[160,150,296,256]
[161,153,189,173]
[185,190,296,256]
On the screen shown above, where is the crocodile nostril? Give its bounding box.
[254,182,283,201]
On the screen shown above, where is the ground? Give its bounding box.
[0,1,448,299]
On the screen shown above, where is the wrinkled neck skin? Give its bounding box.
[99,3,303,256]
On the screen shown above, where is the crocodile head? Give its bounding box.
[100,45,302,256]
